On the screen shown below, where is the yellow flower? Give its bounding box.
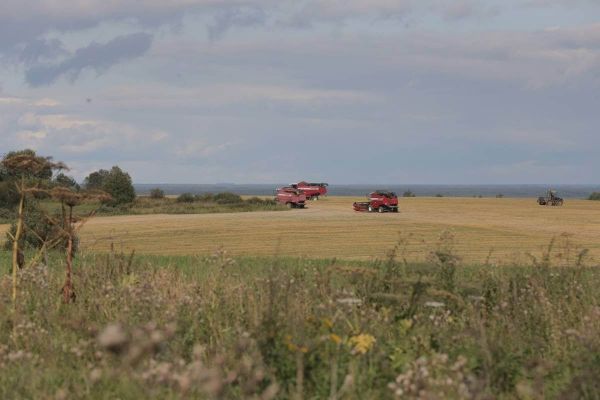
[348,334,376,355]
[329,334,342,345]
[400,319,413,331]
[322,318,334,329]
[284,335,308,353]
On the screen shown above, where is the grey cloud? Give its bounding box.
[18,38,68,65]
[208,6,267,40]
[25,33,153,86]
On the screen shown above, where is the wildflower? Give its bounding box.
[98,324,128,354]
[400,319,413,331]
[330,334,342,345]
[348,334,376,355]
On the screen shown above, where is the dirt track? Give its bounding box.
[21,196,594,264]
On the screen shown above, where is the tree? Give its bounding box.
[54,173,80,191]
[149,188,165,199]
[84,166,136,206]
[102,167,136,206]
[84,169,110,190]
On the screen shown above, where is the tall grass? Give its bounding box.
[0,242,599,399]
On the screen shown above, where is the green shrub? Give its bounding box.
[176,193,196,203]
[194,193,214,202]
[213,192,243,205]
[246,197,276,206]
[149,188,165,199]
[3,201,74,253]
[403,190,416,197]
[588,192,600,201]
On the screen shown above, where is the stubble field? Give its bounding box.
[3,196,594,265]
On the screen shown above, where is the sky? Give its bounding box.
[1,0,599,184]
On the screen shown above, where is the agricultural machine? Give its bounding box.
[537,190,564,206]
[290,181,328,200]
[275,187,306,208]
[353,191,399,213]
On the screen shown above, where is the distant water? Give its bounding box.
[135,184,600,199]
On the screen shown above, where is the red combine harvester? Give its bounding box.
[290,181,328,200]
[353,191,399,213]
[275,187,306,208]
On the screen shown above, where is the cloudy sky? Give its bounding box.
[1,1,599,184]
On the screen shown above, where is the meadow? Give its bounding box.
[0,247,599,399]
[1,196,599,399]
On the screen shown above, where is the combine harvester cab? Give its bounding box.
[290,181,328,200]
[353,191,399,213]
[275,187,307,208]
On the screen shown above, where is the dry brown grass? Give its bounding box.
[2,196,600,263]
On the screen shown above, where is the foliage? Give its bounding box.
[0,149,59,181]
[54,173,80,191]
[85,167,136,206]
[403,190,416,197]
[173,192,275,208]
[176,193,196,203]
[0,149,64,210]
[212,192,243,204]
[149,188,165,199]
[0,181,19,211]
[3,201,71,253]
[83,169,110,190]
[588,192,600,201]
[0,246,599,399]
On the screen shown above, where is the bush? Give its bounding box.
[195,193,214,202]
[245,197,273,206]
[149,188,165,199]
[588,192,600,201]
[3,201,74,253]
[0,181,20,209]
[177,193,196,203]
[213,192,243,205]
[496,193,504,198]
[403,190,416,198]
[435,194,444,197]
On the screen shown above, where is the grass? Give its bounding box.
[0,242,599,399]
[10,196,596,265]
[35,195,286,217]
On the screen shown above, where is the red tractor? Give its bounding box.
[275,187,306,208]
[290,181,328,200]
[353,191,399,213]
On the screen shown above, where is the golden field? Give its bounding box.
[2,196,600,264]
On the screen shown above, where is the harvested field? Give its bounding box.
[2,196,600,263]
